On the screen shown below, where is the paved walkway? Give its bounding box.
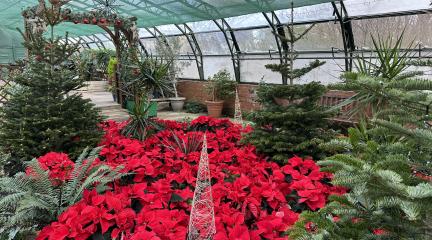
[77,81,205,122]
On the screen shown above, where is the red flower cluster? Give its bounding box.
[26,152,74,184]
[37,116,344,240]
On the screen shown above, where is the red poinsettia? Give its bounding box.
[37,117,344,240]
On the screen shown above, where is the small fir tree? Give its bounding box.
[0,3,102,175]
[244,82,335,164]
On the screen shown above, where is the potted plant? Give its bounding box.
[205,69,237,118]
[122,56,173,118]
[169,77,186,112]
[154,37,189,112]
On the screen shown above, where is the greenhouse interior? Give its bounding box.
[1,0,432,239]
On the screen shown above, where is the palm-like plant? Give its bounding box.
[334,33,432,122]
[0,147,124,238]
[121,55,174,140]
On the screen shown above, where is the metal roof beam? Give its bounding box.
[214,19,241,82]
[175,23,204,80]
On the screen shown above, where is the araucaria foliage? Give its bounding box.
[0,27,102,175]
[290,123,432,239]
[290,33,432,239]
[245,82,335,164]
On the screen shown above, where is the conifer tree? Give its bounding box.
[289,34,432,239]
[0,2,102,175]
[265,2,325,85]
[245,82,335,164]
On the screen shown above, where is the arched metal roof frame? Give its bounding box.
[3,0,432,81]
[95,0,431,84]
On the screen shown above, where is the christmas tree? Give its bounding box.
[245,82,335,164]
[245,2,332,164]
[0,2,102,175]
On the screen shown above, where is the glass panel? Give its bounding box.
[275,2,335,24]
[141,38,158,54]
[345,0,431,17]
[241,59,282,84]
[177,60,199,79]
[203,56,234,79]
[295,53,345,85]
[156,24,182,35]
[165,36,193,54]
[187,20,219,33]
[352,15,432,49]
[225,13,268,29]
[94,33,109,42]
[234,28,278,52]
[138,28,153,38]
[294,22,344,50]
[195,32,230,54]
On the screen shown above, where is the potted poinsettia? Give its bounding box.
[205,69,237,118]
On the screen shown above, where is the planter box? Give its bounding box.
[126,100,158,117]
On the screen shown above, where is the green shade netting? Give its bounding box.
[0,0,334,63]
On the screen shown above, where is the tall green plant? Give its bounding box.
[289,122,432,239]
[120,55,173,140]
[244,82,335,163]
[265,2,325,85]
[0,14,102,175]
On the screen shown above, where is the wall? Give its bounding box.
[177,79,261,115]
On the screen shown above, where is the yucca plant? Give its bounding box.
[0,147,124,239]
[121,101,163,141]
[161,131,203,154]
[120,55,173,141]
[333,33,432,121]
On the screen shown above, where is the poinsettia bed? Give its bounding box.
[35,116,344,240]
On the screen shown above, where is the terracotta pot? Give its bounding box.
[206,100,224,118]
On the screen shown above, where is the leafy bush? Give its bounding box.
[184,101,207,113]
[244,82,335,164]
[205,69,237,101]
[290,123,432,239]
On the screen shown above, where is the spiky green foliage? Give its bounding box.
[121,102,163,141]
[0,147,124,239]
[289,123,432,239]
[120,54,173,141]
[0,28,102,176]
[334,33,432,120]
[244,82,335,164]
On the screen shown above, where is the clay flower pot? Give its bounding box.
[206,100,224,118]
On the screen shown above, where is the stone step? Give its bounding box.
[78,81,109,92]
